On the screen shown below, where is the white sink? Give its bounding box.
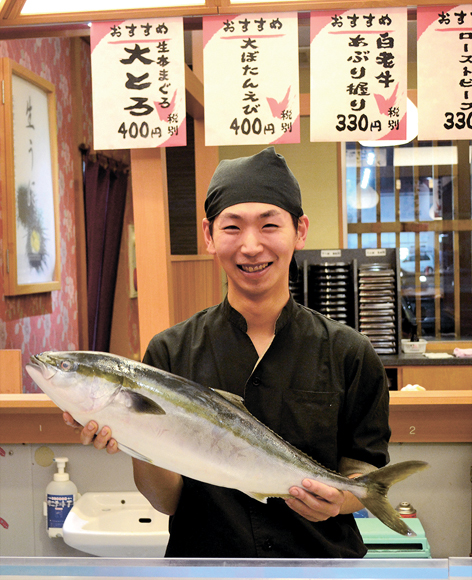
[62,491,169,557]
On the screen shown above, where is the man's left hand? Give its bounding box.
[285,479,345,522]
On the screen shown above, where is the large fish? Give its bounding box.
[26,351,428,537]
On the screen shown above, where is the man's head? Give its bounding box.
[204,147,303,222]
[203,148,308,295]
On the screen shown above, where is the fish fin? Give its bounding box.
[213,389,247,412]
[244,492,293,503]
[355,460,430,537]
[117,442,154,464]
[245,492,269,503]
[122,389,166,415]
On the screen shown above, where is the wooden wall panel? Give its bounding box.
[401,366,472,390]
[171,256,219,324]
[0,350,22,393]
[390,405,472,442]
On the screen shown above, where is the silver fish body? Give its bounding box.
[26,351,428,536]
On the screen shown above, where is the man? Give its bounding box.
[67,147,390,558]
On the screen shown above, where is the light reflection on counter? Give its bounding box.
[1,556,471,579]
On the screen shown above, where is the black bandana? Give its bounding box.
[205,147,303,220]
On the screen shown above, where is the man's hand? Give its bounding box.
[285,477,363,522]
[63,412,119,454]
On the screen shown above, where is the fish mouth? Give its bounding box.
[28,353,57,380]
[238,262,271,273]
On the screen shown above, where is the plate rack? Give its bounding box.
[291,249,401,355]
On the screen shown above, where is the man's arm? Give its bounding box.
[132,459,183,516]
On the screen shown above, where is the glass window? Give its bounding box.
[344,140,472,339]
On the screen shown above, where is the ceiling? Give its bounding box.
[0,0,418,66]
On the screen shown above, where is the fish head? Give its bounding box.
[26,351,122,416]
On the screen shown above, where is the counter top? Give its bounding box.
[381,353,472,366]
[389,390,472,405]
[0,393,60,412]
[0,556,466,579]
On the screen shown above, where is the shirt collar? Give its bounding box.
[223,295,295,335]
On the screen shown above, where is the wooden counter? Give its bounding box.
[0,394,81,444]
[389,390,472,443]
[1,391,471,445]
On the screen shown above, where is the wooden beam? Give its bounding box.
[193,118,218,254]
[185,65,204,121]
[191,28,221,299]
[0,0,25,21]
[130,148,174,359]
[348,219,472,234]
[70,38,89,350]
[300,93,309,117]
[192,31,217,253]
[191,29,204,83]
[0,23,89,39]
[0,4,217,26]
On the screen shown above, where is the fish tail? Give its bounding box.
[354,460,429,537]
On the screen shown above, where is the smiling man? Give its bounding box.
[73,147,390,558]
[202,202,308,357]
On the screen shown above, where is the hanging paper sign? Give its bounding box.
[203,13,300,146]
[91,17,186,150]
[310,7,408,142]
[418,6,472,139]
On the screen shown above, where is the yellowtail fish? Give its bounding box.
[26,351,429,537]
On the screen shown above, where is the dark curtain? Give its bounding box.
[82,152,128,352]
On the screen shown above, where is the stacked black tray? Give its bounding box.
[358,263,397,354]
[292,248,401,355]
[308,262,353,326]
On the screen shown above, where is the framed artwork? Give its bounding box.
[1,58,61,295]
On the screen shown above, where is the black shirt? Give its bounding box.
[143,296,390,558]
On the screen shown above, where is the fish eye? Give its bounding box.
[60,360,74,372]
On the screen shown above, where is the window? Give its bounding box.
[345,140,472,339]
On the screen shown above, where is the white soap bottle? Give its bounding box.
[45,457,78,538]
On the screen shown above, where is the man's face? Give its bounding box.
[203,203,308,301]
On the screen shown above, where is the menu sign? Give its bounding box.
[91,17,186,150]
[310,7,408,142]
[203,13,300,146]
[418,5,472,139]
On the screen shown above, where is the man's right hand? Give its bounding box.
[63,412,120,454]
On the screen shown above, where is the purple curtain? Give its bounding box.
[83,154,128,351]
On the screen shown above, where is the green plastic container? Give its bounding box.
[356,518,431,558]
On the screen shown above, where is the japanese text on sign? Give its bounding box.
[418,5,472,139]
[91,18,186,150]
[203,13,300,146]
[310,7,407,142]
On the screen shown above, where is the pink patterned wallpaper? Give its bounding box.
[0,36,140,391]
[0,37,83,392]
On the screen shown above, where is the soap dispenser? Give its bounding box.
[44,457,78,538]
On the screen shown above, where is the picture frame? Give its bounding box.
[0,58,61,295]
